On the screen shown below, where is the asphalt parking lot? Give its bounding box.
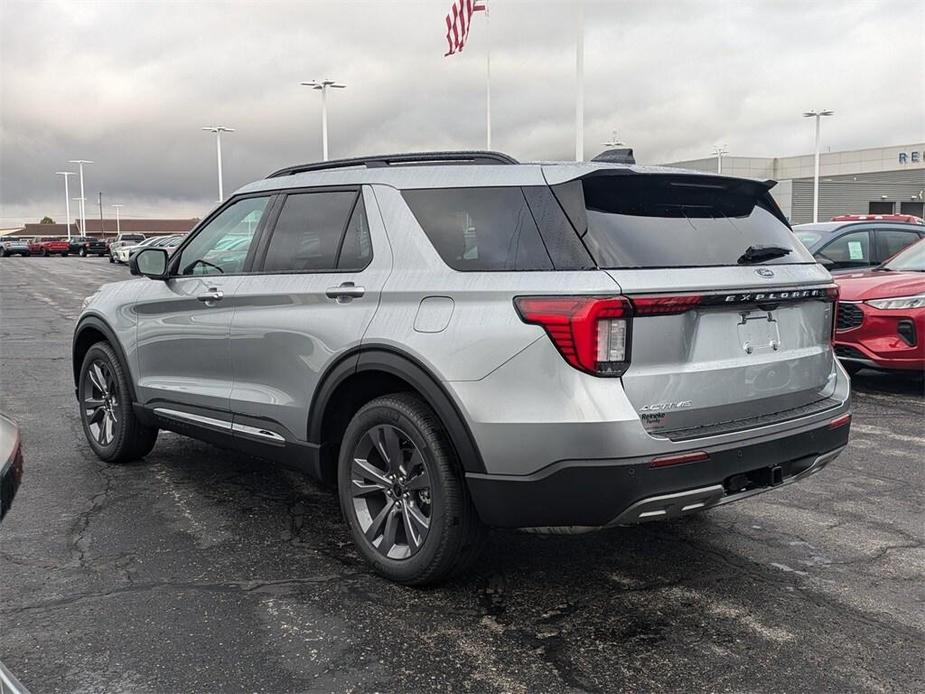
[0,256,922,693]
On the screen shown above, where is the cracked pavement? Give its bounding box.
[1,257,923,693]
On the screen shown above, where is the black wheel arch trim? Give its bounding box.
[307,345,487,474]
[72,315,138,403]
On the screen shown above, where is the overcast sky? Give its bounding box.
[1,0,922,226]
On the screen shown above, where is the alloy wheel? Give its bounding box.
[83,360,120,446]
[350,424,432,560]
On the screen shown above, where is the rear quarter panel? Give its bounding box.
[365,185,621,382]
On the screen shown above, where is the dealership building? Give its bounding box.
[665,143,925,224]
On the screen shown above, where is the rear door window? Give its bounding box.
[816,230,872,270]
[876,228,922,262]
[262,191,358,272]
[402,187,553,271]
[553,174,812,268]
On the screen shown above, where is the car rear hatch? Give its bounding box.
[545,168,839,440]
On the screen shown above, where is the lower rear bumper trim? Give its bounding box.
[608,446,843,525]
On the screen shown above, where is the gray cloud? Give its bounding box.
[1,0,922,225]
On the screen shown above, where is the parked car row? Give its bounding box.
[0,233,185,260]
[110,234,185,263]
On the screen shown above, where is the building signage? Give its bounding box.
[898,151,921,164]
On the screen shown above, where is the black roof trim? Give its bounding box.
[267,151,520,178]
[590,148,635,165]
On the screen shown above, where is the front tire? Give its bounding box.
[78,342,157,463]
[338,393,484,585]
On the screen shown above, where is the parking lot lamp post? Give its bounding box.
[112,204,123,236]
[803,109,834,223]
[72,198,85,233]
[712,144,728,174]
[55,171,75,240]
[202,127,234,202]
[301,80,346,161]
[68,160,93,236]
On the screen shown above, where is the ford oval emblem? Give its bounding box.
[755,268,775,278]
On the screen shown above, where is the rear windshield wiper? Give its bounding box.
[737,245,792,264]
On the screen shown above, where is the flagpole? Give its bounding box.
[575,0,584,161]
[485,4,492,150]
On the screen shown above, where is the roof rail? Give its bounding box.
[267,150,519,178]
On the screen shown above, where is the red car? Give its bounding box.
[28,237,71,256]
[831,213,924,225]
[834,239,925,374]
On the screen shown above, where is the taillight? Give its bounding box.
[514,296,632,376]
[829,286,840,343]
[631,294,703,316]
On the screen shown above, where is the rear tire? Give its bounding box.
[78,342,158,463]
[338,393,484,585]
[79,248,87,257]
[62,252,69,257]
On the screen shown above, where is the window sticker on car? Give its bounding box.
[848,240,864,260]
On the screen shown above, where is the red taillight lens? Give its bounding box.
[514,296,632,376]
[649,451,710,468]
[829,286,840,343]
[828,413,851,430]
[631,294,703,316]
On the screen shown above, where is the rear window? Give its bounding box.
[403,187,553,271]
[402,186,596,271]
[554,174,814,269]
[795,231,823,248]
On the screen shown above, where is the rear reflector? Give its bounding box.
[514,296,631,376]
[828,413,851,430]
[649,450,710,468]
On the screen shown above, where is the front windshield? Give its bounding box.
[884,239,925,271]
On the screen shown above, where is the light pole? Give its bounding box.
[112,204,123,236]
[55,171,76,240]
[712,144,728,174]
[803,109,834,223]
[68,160,93,235]
[72,198,86,234]
[202,126,234,202]
[575,0,584,161]
[603,130,624,149]
[300,80,346,161]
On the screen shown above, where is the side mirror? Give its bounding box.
[131,247,169,279]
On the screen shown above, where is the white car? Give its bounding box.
[113,236,164,263]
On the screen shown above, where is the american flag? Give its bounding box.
[444,0,486,56]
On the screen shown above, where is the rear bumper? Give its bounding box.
[466,415,850,528]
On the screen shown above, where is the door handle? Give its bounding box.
[325,282,365,302]
[197,288,224,303]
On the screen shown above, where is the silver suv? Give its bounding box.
[73,151,851,584]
